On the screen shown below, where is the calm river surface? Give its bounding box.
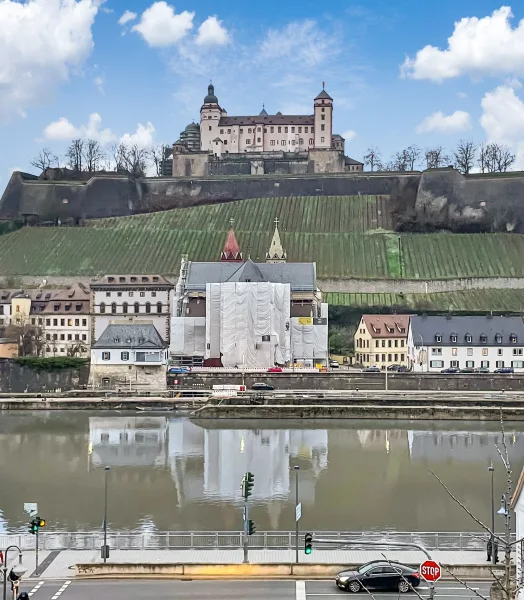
[0,411,523,534]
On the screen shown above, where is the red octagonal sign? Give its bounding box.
[420,560,441,582]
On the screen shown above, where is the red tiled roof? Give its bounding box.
[362,315,411,338]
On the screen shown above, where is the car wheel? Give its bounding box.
[398,580,410,593]
[348,581,361,593]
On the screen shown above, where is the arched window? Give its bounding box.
[145,302,151,314]
[122,302,128,314]
[134,302,140,313]
[111,302,117,314]
[157,302,162,313]
[100,302,106,314]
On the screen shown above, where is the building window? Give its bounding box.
[513,348,523,356]
[121,352,129,361]
[129,291,134,297]
[111,303,117,314]
[309,138,314,145]
[512,361,524,368]
[496,334,502,344]
[224,140,227,145]
[482,348,488,355]
[435,334,442,343]
[102,352,110,361]
[291,140,295,145]
[61,319,65,326]
[145,302,151,313]
[220,129,223,134]
[270,127,274,133]
[466,360,474,368]
[157,302,162,313]
[496,360,504,368]
[117,292,122,297]
[106,292,110,297]
[270,140,275,146]
[299,138,304,145]
[75,319,79,326]
[60,348,65,353]
[257,127,261,132]
[431,348,442,355]
[82,334,87,341]
[321,114,325,120]
[281,140,286,145]
[248,128,252,133]
[285,127,288,133]
[67,334,72,341]
[465,334,472,343]
[305,127,308,133]
[209,126,212,131]
[430,360,444,368]
[134,302,140,313]
[228,129,231,134]
[278,127,281,133]
[53,319,58,326]
[451,360,459,368]
[291,127,295,133]
[31,318,35,325]
[140,292,145,297]
[467,348,473,356]
[123,302,128,314]
[100,303,106,314]
[321,124,325,131]
[82,319,87,326]
[451,334,457,343]
[246,139,251,145]
[75,334,79,340]
[311,127,314,133]
[511,334,518,344]
[322,107,325,112]
[498,348,503,356]
[321,137,325,142]
[257,137,261,143]
[298,127,302,133]
[481,360,489,368]
[452,348,457,356]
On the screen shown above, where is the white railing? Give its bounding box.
[0,530,512,552]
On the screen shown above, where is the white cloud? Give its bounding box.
[401,6,524,82]
[0,0,99,120]
[259,20,339,68]
[480,85,524,145]
[416,110,472,134]
[457,92,467,99]
[93,76,104,94]
[119,122,156,149]
[132,1,194,47]
[118,10,137,26]
[195,16,229,46]
[342,129,357,142]
[43,113,116,145]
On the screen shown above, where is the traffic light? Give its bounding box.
[28,517,45,535]
[247,520,256,536]
[242,472,255,499]
[38,518,46,528]
[304,533,313,555]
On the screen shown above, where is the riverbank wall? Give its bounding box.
[0,359,89,393]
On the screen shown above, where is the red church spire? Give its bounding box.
[221,218,243,262]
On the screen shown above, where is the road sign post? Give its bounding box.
[420,560,441,582]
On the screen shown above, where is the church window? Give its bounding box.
[291,127,295,133]
[220,129,223,134]
[321,137,325,142]
[309,138,313,145]
[298,127,302,133]
[321,124,325,131]
[278,126,281,133]
[270,140,275,146]
[305,127,308,133]
[299,138,304,144]
[270,127,274,133]
[285,127,288,133]
[281,140,286,145]
[257,137,261,143]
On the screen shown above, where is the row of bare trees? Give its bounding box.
[31,139,172,178]
[363,141,516,175]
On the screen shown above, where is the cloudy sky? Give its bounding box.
[1,0,524,184]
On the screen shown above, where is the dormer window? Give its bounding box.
[451,333,457,343]
[480,333,488,344]
[435,334,442,343]
[113,337,120,343]
[510,334,518,344]
[131,276,137,282]
[119,277,125,283]
[108,277,115,282]
[496,334,502,344]
[138,337,145,344]
[142,277,148,282]
[465,333,472,343]
[152,276,159,282]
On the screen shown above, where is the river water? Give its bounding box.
[0,411,522,534]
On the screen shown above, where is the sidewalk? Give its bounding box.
[10,548,497,580]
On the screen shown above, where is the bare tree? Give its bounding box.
[30,148,58,172]
[453,140,476,175]
[66,139,84,172]
[6,317,46,357]
[424,146,449,169]
[390,150,409,172]
[363,147,382,172]
[404,145,421,170]
[478,143,516,173]
[123,144,150,177]
[83,139,106,172]
[150,144,171,176]
[494,144,516,172]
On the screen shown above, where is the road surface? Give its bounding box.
[21,578,492,599]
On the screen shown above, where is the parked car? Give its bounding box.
[335,560,420,593]
[267,366,283,373]
[441,367,460,374]
[387,364,401,371]
[251,382,274,391]
[495,367,514,374]
[329,360,340,369]
[363,366,381,373]
[460,367,475,374]
[475,367,490,373]
[168,367,191,374]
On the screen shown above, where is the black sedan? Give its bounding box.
[251,382,274,391]
[335,560,420,593]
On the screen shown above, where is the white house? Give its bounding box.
[408,315,524,373]
[90,324,168,389]
[90,275,173,343]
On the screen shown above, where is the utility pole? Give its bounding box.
[294,466,300,564]
[241,472,255,564]
[102,466,110,562]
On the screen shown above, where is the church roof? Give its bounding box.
[227,259,266,282]
[315,89,333,101]
[219,114,314,127]
[221,227,242,261]
[259,107,268,116]
[266,221,287,262]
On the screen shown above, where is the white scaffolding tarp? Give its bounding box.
[291,304,328,362]
[170,317,206,356]
[206,282,291,368]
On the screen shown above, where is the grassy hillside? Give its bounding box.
[0,195,523,281]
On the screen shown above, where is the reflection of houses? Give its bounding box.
[89,417,168,467]
[408,430,524,462]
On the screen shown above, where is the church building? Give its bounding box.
[170,84,363,177]
[169,221,329,368]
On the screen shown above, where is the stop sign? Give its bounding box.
[420,560,441,582]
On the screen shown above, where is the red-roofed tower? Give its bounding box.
[221,218,243,262]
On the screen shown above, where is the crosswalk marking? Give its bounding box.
[50,580,72,600]
[296,580,306,600]
[28,581,44,597]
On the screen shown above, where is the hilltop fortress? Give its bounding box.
[2,167,524,233]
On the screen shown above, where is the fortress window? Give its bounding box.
[321,137,325,142]
[270,127,274,133]
[285,127,288,133]
[321,114,325,120]
[246,139,251,144]
[281,140,286,145]
[278,126,281,133]
[248,128,252,133]
[321,124,325,131]
[220,129,224,134]
[309,138,313,145]
[270,140,275,146]
[100,303,106,314]
[305,127,308,133]
[291,127,295,133]
[134,303,140,313]
[257,137,261,143]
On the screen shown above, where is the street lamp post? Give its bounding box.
[489,462,495,564]
[1,546,24,600]
[103,466,110,563]
[294,466,300,564]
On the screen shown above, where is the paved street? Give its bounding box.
[18,579,492,599]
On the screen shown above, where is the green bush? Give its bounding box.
[13,357,89,371]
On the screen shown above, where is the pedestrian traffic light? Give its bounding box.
[242,472,255,499]
[304,533,313,554]
[248,520,256,536]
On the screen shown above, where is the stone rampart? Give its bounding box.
[0,359,89,393]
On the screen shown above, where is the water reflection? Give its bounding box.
[1,413,524,533]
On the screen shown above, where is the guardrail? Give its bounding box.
[0,531,512,551]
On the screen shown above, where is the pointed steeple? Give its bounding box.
[221,218,243,262]
[266,217,287,263]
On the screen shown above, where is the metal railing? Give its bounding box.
[0,530,514,552]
